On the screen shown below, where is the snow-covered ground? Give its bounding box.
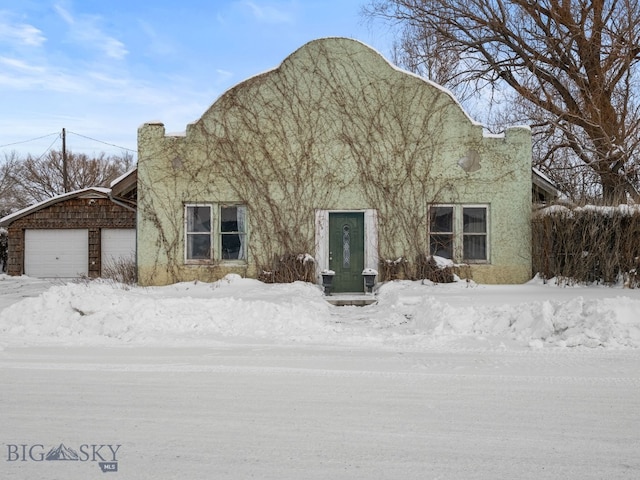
[1,274,639,479]
[2,273,640,349]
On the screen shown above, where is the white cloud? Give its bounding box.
[53,4,74,25]
[0,19,46,47]
[0,54,89,94]
[241,1,295,24]
[138,20,176,56]
[53,3,128,60]
[216,69,233,82]
[0,56,45,73]
[102,37,127,59]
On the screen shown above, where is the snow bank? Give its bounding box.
[0,275,334,346]
[1,274,639,349]
[372,280,640,349]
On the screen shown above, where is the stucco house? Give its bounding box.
[137,37,533,291]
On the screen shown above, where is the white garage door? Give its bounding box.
[24,229,88,278]
[101,229,136,273]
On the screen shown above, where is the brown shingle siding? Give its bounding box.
[5,196,135,277]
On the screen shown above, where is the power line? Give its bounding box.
[36,134,62,161]
[67,130,137,153]
[0,132,60,149]
[1,130,137,155]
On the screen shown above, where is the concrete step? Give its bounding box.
[324,294,377,306]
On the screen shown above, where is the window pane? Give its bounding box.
[464,235,486,261]
[463,208,486,233]
[220,205,246,260]
[342,224,351,268]
[187,234,211,260]
[220,206,239,232]
[430,206,453,233]
[463,235,487,260]
[187,206,211,233]
[221,234,242,259]
[430,234,453,259]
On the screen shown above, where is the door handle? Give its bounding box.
[329,251,333,261]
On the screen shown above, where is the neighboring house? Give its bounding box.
[532,167,561,204]
[0,171,137,278]
[137,37,534,290]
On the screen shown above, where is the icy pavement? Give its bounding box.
[1,274,639,478]
[0,275,55,311]
[1,345,639,479]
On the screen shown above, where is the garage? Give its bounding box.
[24,229,89,278]
[101,228,136,271]
[0,186,136,279]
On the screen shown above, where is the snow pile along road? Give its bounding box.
[373,280,640,349]
[1,274,639,349]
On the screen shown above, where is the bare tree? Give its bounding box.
[7,150,134,206]
[364,0,640,204]
[0,152,29,216]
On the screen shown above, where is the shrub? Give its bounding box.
[533,204,640,287]
[101,256,137,285]
[258,253,316,283]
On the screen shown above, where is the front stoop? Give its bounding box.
[324,294,377,307]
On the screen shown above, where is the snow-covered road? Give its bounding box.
[2,345,639,479]
[1,274,639,478]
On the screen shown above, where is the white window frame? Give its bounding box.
[428,204,455,260]
[184,203,248,264]
[461,205,489,263]
[428,204,490,264]
[184,204,213,264]
[218,204,247,263]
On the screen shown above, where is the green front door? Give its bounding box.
[329,212,365,293]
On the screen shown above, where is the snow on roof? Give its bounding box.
[0,187,111,227]
[110,167,137,188]
[139,120,164,128]
[532,168,561,198]
[533,167,553,185]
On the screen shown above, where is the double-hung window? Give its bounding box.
[185,205,212,261]
[462,207,487,261]
[220,205,247,260]
[429,204,489,263]
[429,206,454,259]
[185,204,247,263]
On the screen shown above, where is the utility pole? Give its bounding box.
[62,128,68,193]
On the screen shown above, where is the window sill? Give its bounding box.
[218,260,248,266]
[184,260,248,267]
[185,259,214,266]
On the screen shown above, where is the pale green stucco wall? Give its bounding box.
[137,37,531,286]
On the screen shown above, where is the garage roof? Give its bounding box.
[0,187,111,227]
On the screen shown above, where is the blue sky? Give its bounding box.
[0,0,393,158]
